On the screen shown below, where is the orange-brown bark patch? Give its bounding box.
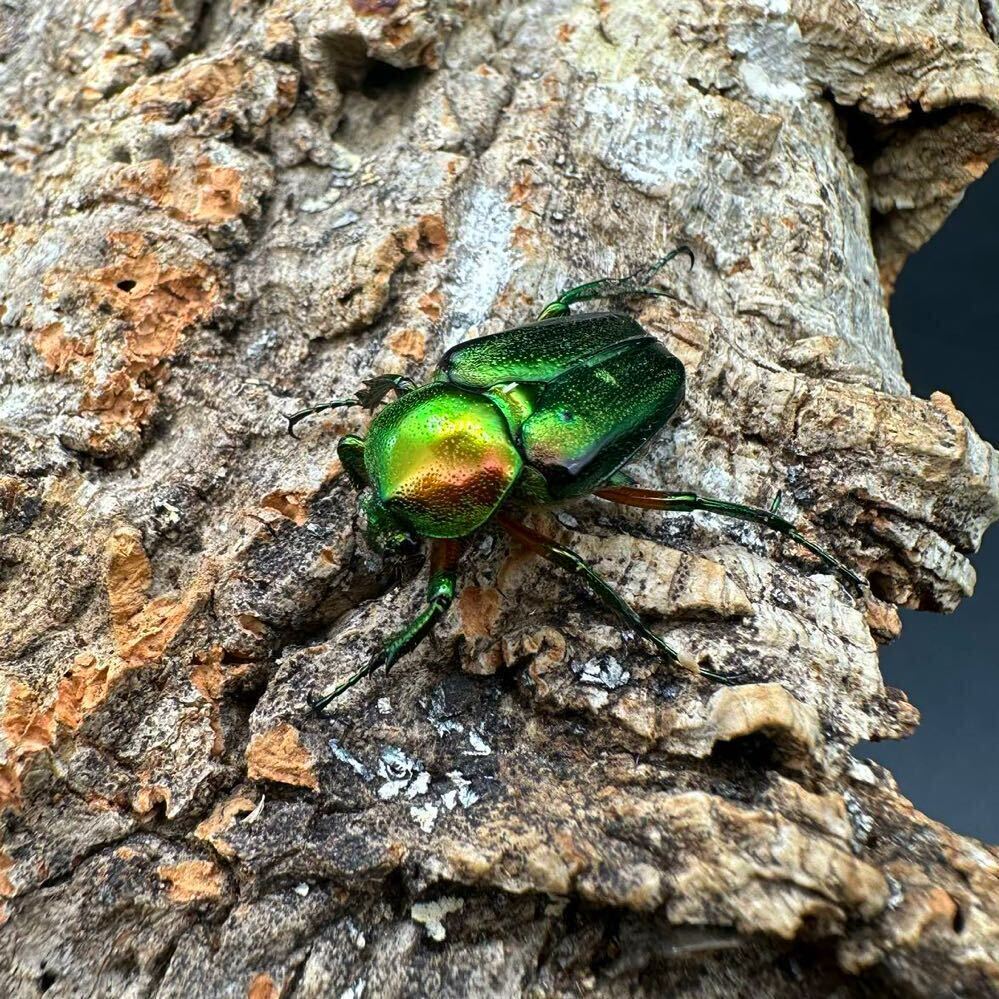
[511,225,536,253]
[37,231,220,446]
[117,157,245,225]
[395,214,448,263]
[105,526,212,666]
[0,680,58,813]
[54,653,117,730]
[247,973,280,999]
[864,600,902,643]
[457,587,503,640]
[417,289,444,322]
[417,214,448,260]
[126,53,297,131]
[191,646,225,702]
[0,765,21,814]
[129,56,246,114]
[237,613,267,637]
[157,859,225,903]
[260,490,310,525]
[107,527,152,625]
[263,13,295,54]
[195,793,257,859]
[0,852,14,898]
[509,169,535,206]
[81,234,218,368]
[246,723,319,790]
[133,784,171,817]
[3,680,56,756]
[386,327,427,361]
[33,323,94,374]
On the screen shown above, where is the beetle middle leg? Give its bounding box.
[595,485,866,589]
[497,514,739,684]
[537,245,695,319]
[308,538,464,714]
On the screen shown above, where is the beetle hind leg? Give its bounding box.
[497,514,740,685]
[595,485,866,589]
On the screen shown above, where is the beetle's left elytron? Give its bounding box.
[288,249,865,712]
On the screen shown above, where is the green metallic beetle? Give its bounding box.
[288,249,865,712]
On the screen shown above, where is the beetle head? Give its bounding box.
[360,492,421,557]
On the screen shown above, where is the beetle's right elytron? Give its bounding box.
[287,249,866,712]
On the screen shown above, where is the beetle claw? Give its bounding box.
[306,688,333,718]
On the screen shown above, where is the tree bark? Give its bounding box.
[2,1,999,996]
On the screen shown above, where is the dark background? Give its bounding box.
[859,166,999,842]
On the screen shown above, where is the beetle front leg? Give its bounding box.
[286,398,357,438]
[285,375,417,437]
[308,538,463,714]
[497,514,739,685]
[595,485,866,589]
[337,434,368,488]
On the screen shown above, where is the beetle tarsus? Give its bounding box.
[286,376,416,438]
[285,398,355,438]
[496,514,741,686]
[304,539,463,714]
[537,244,696,319]
[595,485,867,590]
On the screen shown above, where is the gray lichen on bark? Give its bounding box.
[2,1,999,996]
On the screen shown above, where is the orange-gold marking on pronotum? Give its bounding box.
[364,383,523,538]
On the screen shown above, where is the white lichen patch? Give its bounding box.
[410,896,465,942]
[339,978,366,999]
[405,770,431,799]
[443,771,479,811]
[377,746,425,800]
[427,687,464,736]
[464,728,492,756]
[573,655,631,690]
[329,738,373,782]
[409,801,439,833]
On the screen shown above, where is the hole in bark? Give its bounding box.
[39,970,57,992]
[826,94,998,296]
[710,731,784,770]
[116,280,137,293]
[322,33,370,89]
[867,571,895,603]
[953,901,966,934]
[361,61,428,98]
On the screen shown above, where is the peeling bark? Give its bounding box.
[2,1,999,996]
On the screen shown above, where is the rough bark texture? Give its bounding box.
[2,1,999,996]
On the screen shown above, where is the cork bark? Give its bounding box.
[2,1,999,996]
